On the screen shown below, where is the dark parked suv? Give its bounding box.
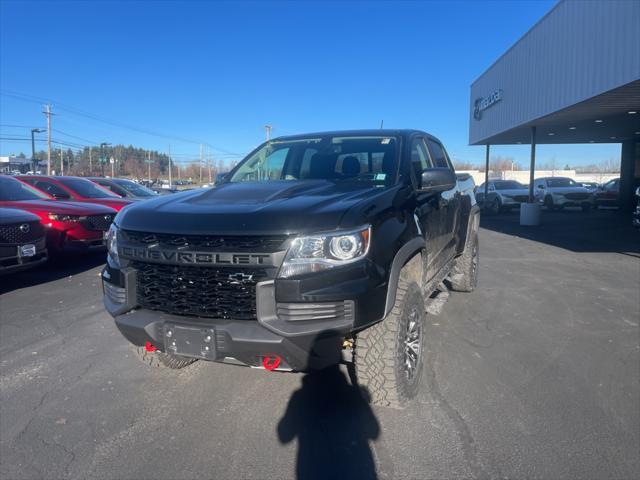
[102,130,479,407]
[0,207,48,274]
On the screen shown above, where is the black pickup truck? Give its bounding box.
[102,130,479,407]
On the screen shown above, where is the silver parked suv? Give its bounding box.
[475,180,530,214]
[534,177,594,211]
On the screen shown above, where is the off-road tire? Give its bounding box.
[132,345,196,369]
[354,280,426,408]
[450,230,479,292]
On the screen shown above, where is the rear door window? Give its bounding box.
[410,138,433,171]
[426,139,451,169]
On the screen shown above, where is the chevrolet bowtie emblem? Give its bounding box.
[228,273,254,283]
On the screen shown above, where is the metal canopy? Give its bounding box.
[471,80,640,146]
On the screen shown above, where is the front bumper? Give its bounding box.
[62,238,107,252]
[101,261,382,371]
[0,238,48,275]
[546,194,594,207]
[47,226,107,253]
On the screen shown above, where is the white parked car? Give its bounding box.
[534,177,594,211]
[476,180,530,214]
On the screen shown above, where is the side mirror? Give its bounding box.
[537,184,545,189]
[418,168,456,194]
[215,173,228,185]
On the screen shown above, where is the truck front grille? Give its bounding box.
[133,261,268,320]
[0,221,44,245]
[123,230,288,252]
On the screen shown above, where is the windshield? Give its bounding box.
[0,176,51,201]
[58,177,120,198]
[495,181,524,190]
[228,135,398,187]
[114,179,158,197]
[546,178,577,188]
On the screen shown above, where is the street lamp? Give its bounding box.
[99,142,111,176]
[31,128,45,173]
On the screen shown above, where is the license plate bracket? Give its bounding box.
[163,324,216,360]
[19,244,36,258]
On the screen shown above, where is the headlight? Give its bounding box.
[48,213,80,222]
[105,223,120,266]
[278,226,370,278]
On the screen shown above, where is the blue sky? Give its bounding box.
[0,0,621,168]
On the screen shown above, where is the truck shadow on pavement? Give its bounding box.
[277,332,380,480]
[0,252,106,295]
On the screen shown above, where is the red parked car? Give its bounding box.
[0,176,117,253]
[595,178,619,208]
[18,175,134,211]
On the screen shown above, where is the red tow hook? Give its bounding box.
[145,341,158,352]
[262,355,281,371]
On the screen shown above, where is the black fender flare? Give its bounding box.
[383,237,425,317]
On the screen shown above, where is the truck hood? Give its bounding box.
[116,180,387,235]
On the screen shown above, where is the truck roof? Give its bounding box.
[272,129,439,142]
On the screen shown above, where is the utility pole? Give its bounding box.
[208,147,212,183]
[60,147,64,176]
[43,104,53,175]
[199,144,203,185]
[265,124,272,141]
[168,144,173,188]
[89,147,92,175]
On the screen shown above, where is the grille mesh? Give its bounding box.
[123,230,287,252]
[81,214,114,231]
[564,193,590,201]
[134,261,268,320]
[0,222,44,245]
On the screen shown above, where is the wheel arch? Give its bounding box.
[383,237,424,318]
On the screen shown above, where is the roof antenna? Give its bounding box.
[380,119,384,129]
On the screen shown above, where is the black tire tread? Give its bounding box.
[354,279,411,408]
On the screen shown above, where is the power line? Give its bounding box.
[0,136,91,150]
[0,123,46,129]
[1,89,243,155]
[52,128,99,145]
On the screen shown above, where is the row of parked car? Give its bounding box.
[475,177,622,214]
[0,175,161,275]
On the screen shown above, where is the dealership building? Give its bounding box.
[469,0,640,220]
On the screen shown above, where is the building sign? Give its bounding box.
[473,89,503,120]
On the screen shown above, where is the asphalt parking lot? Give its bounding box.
[1,209,639,480]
